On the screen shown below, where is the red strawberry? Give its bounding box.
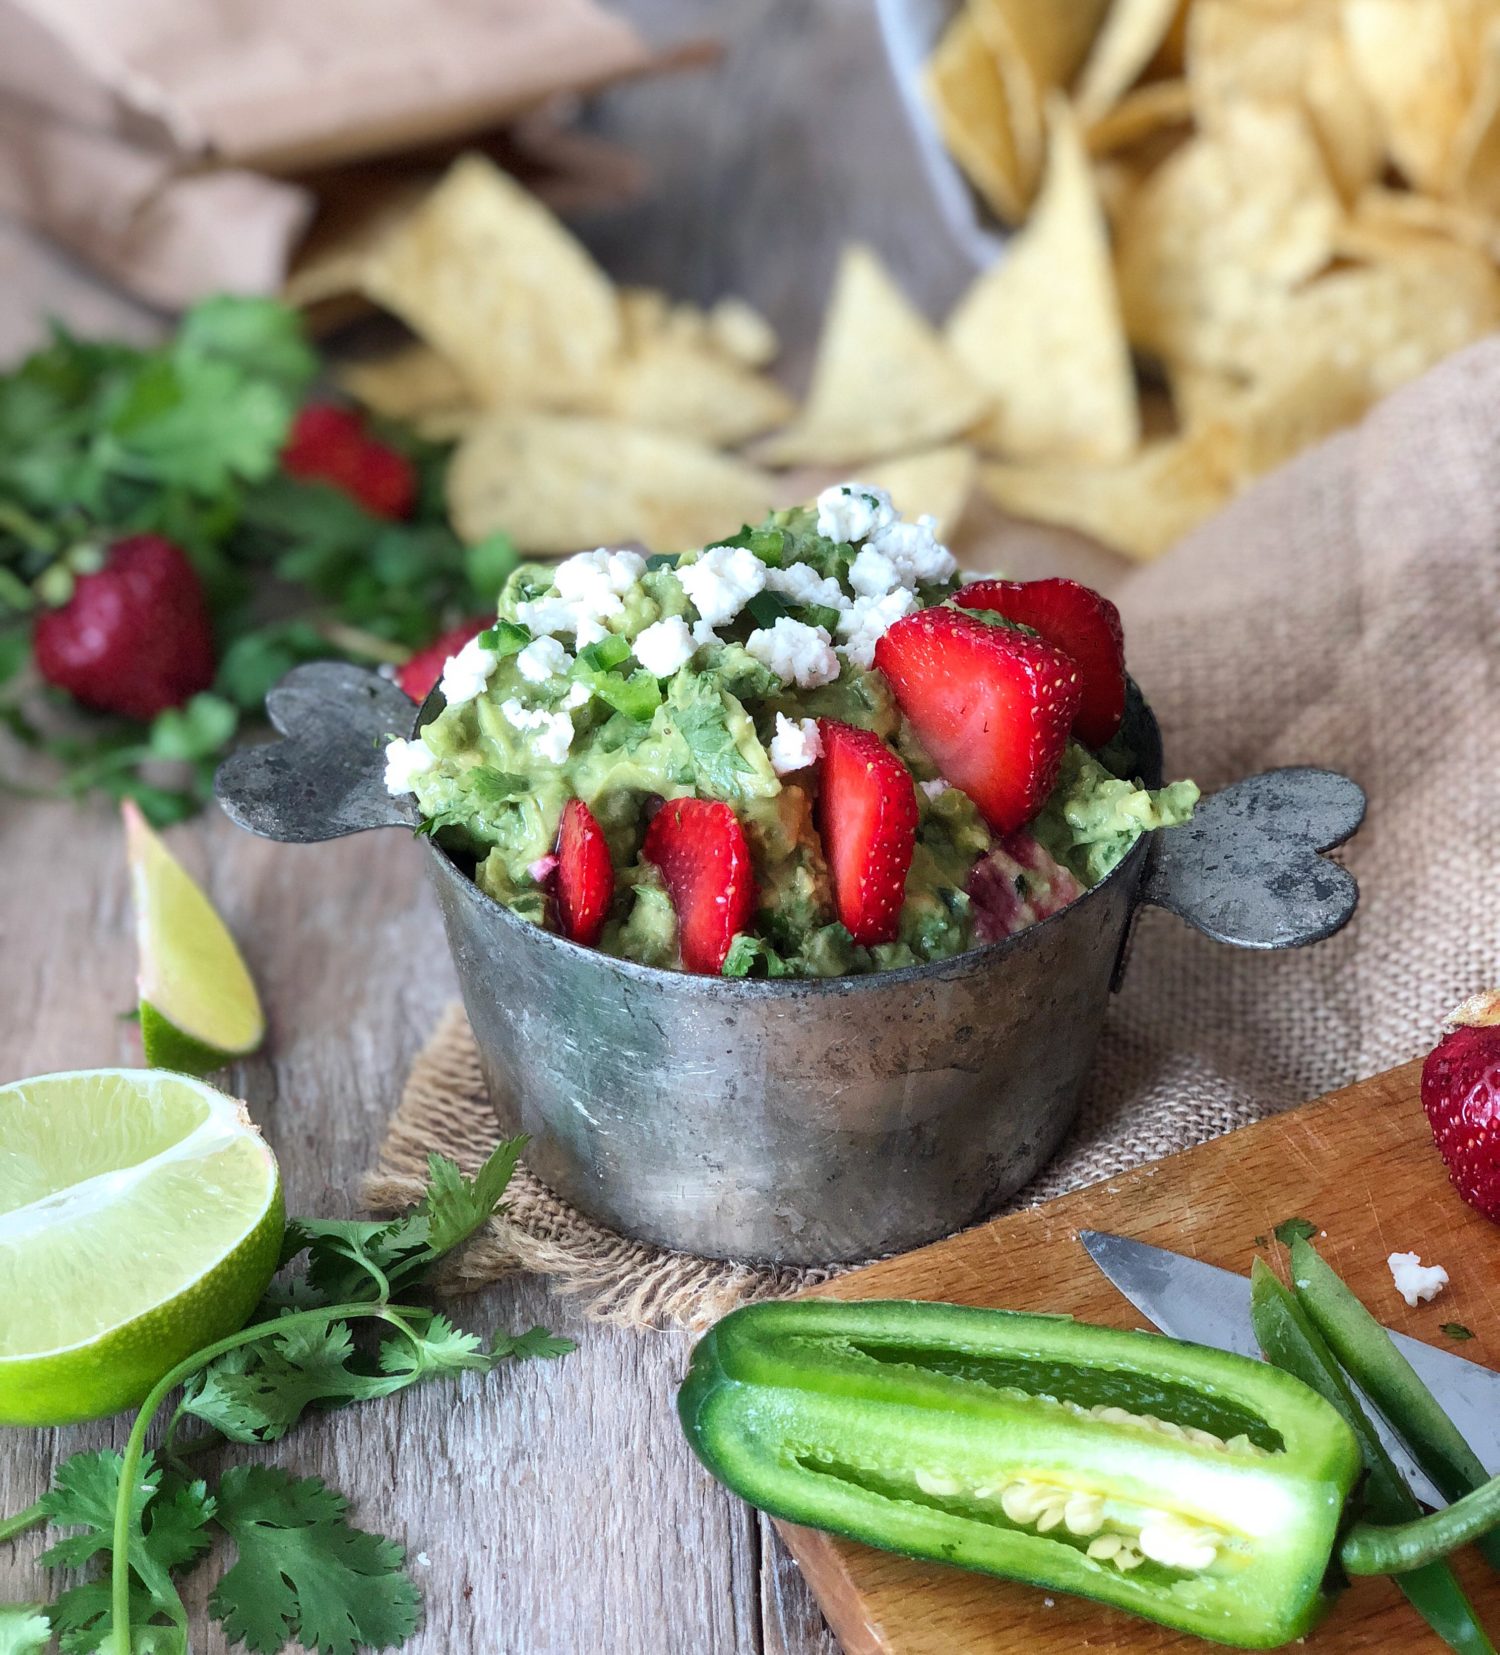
[959,577,1126,748]
[816,720,918,946]
[282,402,417,520]
[397,618,490,702]
[874,607,1082,834]
[33,535,216,722]
[1422,990,1500,1223]
[642,797,756,974]
[556,799,614,948]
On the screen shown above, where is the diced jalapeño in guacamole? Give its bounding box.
[387,483,1197,977]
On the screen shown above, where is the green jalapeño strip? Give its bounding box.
[679,1300,1362,1648]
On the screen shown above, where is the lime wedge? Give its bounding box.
[124,800,266,1075]
[0,1068,283,1426]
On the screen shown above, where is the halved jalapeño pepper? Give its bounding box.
[679,1300,1363,1649]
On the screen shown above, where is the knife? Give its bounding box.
[1078,1230,1500,1507]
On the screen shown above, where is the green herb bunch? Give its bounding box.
[0,297,514,825]
[0,1139,571,1655]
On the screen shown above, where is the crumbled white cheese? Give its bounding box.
[815,481,895,544]
[837,588,919,669]
[1388,1251,1449,1307]
[500,699,574,765]
[920,778,950,800]
[848,545,903,598]
[768,713,823,775]
[691,617,720,649]
[515,635,573,684]
[518,546,646,645]
[553,546,646,604]
[764,560,851,610]
[438,635,499,706]
[677,543,767,627]
[383,737,436,796]
[745,616,840,688]
[562,681,591,710]
[633,615,699,678]
[871,513,958,586]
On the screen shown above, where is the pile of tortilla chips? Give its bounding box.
[301,153,986,554]
[918,0,1500,557]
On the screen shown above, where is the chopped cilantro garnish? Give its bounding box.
[1441,1323,1476,1342]
[1273,1218,1319,1247]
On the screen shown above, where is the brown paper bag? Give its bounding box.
[0,0,653,307]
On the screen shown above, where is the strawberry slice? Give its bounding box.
[397,618,491,702]
[816,720,918,946]
[958,577,1126,748]
[874,608,1082,833]
[556,799,614,948]
[642,798,756,974]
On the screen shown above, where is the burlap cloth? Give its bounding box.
[364,338,1500,1330]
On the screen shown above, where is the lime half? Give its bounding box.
[0,1069,283,1426]
[124,800,266,1075]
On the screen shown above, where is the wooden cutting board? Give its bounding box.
[780,1060,1500,1654]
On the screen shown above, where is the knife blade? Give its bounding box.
[1079,1230,1500,1506]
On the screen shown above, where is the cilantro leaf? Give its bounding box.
[105,356,295,494]
[174,297,318,391]
[1273,1218,1318,1247]
[1441,1323,1476,1342]
[148,693,237,762]
[491,1326,577,1361]
[180,1318,406,1442]
[416,1138,527,1259]
[376,1312,493,1380]
[35,1451,210,1648]
[210,1466,420,1655]
[667,673,752,795]
[0,1605,52,1655]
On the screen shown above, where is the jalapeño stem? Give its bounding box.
[1344,1480,1500,1576]
[1249,1260,1497,1655]
[1291,1237,1500,1575]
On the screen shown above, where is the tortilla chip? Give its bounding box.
[601,333,795,447]
[1453,17,1500,215]
[1241,241,1500,402]
[361,154,621,410]
[924,10,1037,222]
[857,445,979,538]
[1074,0,1183,124]
[620,287,672,345]
[283,180,429,309]
[948,100,1139,463]
[1116,104,1342,373]
[707,296,780,368]
[1198,355,1375,482]
[337,344,474,423]
[980,427,1236,561]
[1341,0,1469,191]
[970,0,1111,88]
[1186,0,1382,200]
[1348,185,1500,259]
[755,245,990,466]
[1086,79,1194,155]
[447,413,774,554]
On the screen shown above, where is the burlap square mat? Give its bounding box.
[365,338,1500,1331]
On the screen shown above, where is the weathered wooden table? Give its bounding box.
[0,5,1101,1649]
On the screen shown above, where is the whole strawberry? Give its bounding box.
[33,535,216,722]
[282,402,417,520]
[1422,989,1500,1222]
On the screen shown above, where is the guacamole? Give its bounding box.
[387,484,1197,977]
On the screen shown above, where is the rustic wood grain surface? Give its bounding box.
[0,3,1112,1650]
[786,1060,1500,1654]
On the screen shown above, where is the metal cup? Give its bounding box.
[217,662,1363,1264]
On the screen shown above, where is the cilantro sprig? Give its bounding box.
[1,1138,572,1655]
[0,298,516,825]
